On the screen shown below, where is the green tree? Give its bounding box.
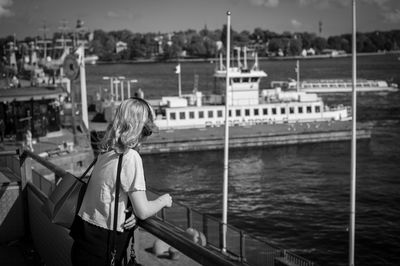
[312,37,327,53]
[288,37,302,56]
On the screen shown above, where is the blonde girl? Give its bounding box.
[71,97,172,266]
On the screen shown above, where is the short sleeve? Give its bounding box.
[121,149,146,192]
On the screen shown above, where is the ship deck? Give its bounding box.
[90,120,373,154]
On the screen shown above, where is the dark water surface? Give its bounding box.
[86,54,400,266]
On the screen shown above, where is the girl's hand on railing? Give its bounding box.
[159,193,172,208]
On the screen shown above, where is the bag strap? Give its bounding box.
[110,153,124,266]
[77,157,97,182]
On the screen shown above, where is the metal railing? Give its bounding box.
[17,150,246,266]
[146,189,315,266]
[1,149,315,266]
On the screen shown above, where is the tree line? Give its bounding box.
[1,25,399,62]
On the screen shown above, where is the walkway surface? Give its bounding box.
[0,236,43,266]
[0,229,200,266]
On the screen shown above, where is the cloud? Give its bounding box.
[363,0,390,9]
[107,10,134,20]
[107,11,120,18]
[298,0,349,9]
[0,0,14,17]
[249,0,279,8]
[291,19,302,29]
[383,9,400,23]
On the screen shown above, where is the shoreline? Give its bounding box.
[95,50,400,65]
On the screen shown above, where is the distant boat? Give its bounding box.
[271,78,399,93]
[271,60,398,94]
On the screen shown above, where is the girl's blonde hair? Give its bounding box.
[100,98,156,153]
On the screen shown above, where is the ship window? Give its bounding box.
[298,107,303,114]
[289,107,295,114]
[251,77,259,82]
[245,109,250,116]
[254,109,259,116]
[233,78,240,83]
[228,110,232,117]
[364,83,371,87]
[263,108,268,115]
[243,77,249,83]
[281,107,286,114]
[189,111,195,119]
[338,84,345,88]
[217,110,223,117]
[170,112,176,120]
[208,110,214,118]
[199,111,204,119]
[315,106,321,113]
[307,106,312,113]
[272,108,277,115]
[235,109,241,117]
[179,112,186,119]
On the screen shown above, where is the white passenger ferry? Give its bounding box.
[100,50,351,131]
[149,52,351,130]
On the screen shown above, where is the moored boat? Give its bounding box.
[271,78,399,93]
[270,60,398,94]
[100,48,353,131]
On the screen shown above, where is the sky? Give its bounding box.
[0,0,400,39]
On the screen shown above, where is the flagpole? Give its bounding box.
[349,0,357,265]
[296,60,300,92]
[222,10,231,253]
[177,63,182,97]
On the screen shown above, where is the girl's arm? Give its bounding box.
[128,191,172,220]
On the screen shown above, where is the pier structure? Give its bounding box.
[0,149,315,266]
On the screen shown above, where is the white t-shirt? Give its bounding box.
[78,149,146,232]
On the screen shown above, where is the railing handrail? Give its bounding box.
[20,149,72,178]
[0,149,20,156]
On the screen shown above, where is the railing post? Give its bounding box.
[240,230,246,263]
[203,215,208,242]
[19,150,33,236]
[186,207,192,229]
[219,221,224,252]
[20,151,33,190]
[160,208,166,221]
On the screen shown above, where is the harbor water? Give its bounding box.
[86,54,400,266]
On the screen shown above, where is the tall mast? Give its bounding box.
[349,0,357,265]
[222,10,231,253]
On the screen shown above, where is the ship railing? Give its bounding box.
[0,150,315,266]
